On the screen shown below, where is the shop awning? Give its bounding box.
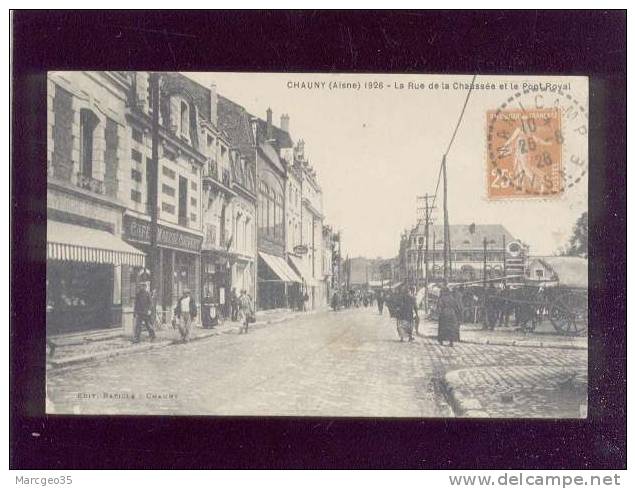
[48,220,146,267]
[258,251,302,283]
[287,254,316,286]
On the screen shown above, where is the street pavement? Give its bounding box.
[46,307,587,418]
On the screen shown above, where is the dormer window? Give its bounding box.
[180,101,190,140]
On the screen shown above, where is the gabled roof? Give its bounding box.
[413,224,516,250]
[258,142,286,175]
[529,256,588,288]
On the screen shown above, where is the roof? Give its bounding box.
[529,256,588,288]
[412,224,516,250]
[255,118,293,149]
[217,95,255,158]
[258,142,286,175]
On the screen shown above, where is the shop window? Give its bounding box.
[79,109,99,178]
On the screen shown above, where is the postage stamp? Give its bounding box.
[487,108,563,198]
[486,85,588,200]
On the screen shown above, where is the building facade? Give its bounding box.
[399,223,525,285]
[46,71,145,335]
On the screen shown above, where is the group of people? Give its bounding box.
[330,288,376,311]
[133,283,256,344]
[381,286,462,346]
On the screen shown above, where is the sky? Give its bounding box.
[186,73,588,259]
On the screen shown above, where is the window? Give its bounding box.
[190,180,198,191]
[131,189,142,203]
[162,202,175,214]
[536,269,544,279]
[207,135,214,148]
[132,128,143,143]
[162,184,175,197]
[180,101,190,139]
[79,109,99,177]
[131,149,142,162]
[190,197,197,207]
[162,166,175,179]
[190,213,197,223]
[131,169,142,182]
[178,176,188,226]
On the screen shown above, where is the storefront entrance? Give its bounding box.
[46,262,115,335]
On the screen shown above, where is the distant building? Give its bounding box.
[399,223,526,284]
[525,256,588,288]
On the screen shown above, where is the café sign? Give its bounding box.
[124,216,202,253]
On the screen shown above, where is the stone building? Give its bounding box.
[122,72,207,325]
[253,108,302,310]
[46,71,145,335]
[399,223,525,284]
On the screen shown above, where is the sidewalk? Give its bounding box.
[444,364,588,418]
[47,308,321,369]
[417,317,587,350]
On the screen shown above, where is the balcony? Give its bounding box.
[203,159,219,181]
[76,172,104,195]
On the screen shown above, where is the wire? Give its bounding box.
[428,73,478,222]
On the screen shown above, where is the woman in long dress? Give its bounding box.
[437,286,462,346]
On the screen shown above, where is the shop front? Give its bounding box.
[46,220,146,336]
[123,215,202,325]
[201,251,233,319]
[257,251,302,310]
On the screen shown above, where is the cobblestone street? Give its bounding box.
[47,308,587,417]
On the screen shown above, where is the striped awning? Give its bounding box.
[258,251,302,284]
[48,220,146,267]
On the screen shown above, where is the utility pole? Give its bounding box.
[482,236,488,293]
[502,234,507,287]
[417,193,435,310]
[149,72,160,295]
[442,155,450,286]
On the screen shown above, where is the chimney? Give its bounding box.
[266,107,273,140]
[209,83,217,127]
[280,113,290,133]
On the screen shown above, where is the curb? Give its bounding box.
[442,370,490,418]
[459,337,587,350]
[47,311,306,369]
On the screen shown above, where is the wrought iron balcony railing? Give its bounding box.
[76,172,105,195]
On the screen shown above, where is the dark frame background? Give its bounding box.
[11,10,627,469]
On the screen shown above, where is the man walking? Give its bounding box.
[175,289,197,343]
[238,289,254,334]
[133,282,156,343]
[377,289,385,315]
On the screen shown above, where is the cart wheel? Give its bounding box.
[549,291,588,336]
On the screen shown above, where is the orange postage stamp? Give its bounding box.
[486,108,563,199]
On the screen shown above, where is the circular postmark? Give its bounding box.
[486,83,588,199]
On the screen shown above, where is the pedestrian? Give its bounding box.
[331,290,340,311]
[133,282,156,343]
[230,288,238,321]
[175,289,197,343]
[396,287,418,342]
[437,286,462,347]
[377,290,385,315]
[238,289,255,334]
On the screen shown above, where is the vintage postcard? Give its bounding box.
[45,72,588,417]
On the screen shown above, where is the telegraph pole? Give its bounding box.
[417,193,435,309]
[442,155,450,285]
[149,72,160,295]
